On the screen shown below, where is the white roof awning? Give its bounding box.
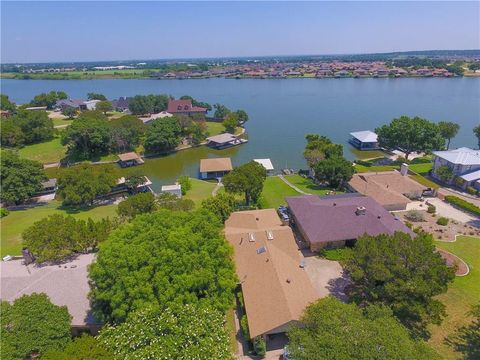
[350,130,378,143]
[460,169,480,182]
[254,158,274,171]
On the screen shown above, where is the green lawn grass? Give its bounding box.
[18,136,67,164]
[354,164,398,173]
[51,117,73,127]
[284,175,341,196]
[428,236,480,359]
[1,201,118,257]
[183,178,217,206]
[349,148,387,160]
[409,163,433,175]
[226,308,238,353]
[410,174,440,189]
[259,176,300,208]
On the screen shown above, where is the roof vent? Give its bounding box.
[333,202,337,206]
[256,246,266,254]
[377,215,381,219]
[286,278,291,283]
[248,233,256,242]
[266,230,274,240]
[356,206,366,216]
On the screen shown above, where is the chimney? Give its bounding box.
[355,206,366,216]
[400,163,409,176]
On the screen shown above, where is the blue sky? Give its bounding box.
[1,1,479,63]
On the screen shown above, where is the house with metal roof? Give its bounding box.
[349,130,379,150]
[432,147,480,189]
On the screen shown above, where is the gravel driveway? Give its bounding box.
[302,257,348,300]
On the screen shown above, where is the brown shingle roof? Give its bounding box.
[200,158,233,173]
[118,152,140,161]
[225,209,318,338]
[286,194,413,245]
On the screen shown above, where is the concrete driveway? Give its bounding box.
[426,198,478,224]
[302,256,348,300]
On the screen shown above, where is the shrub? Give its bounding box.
[0,208,9,218]
[404,210,425,222]
[436,217,449,226]
[319,248,353,262]
[445,195,480,216]
[240,315,250,339]
[436,165,454,183]
[427,204,436,214]
[177,176,192,195]
[410,157,432,164]
[253,336,266,357]
[466,186,478,196]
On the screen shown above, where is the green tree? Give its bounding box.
[201,193,236,223]
[0,93,16,112]
[57,164,117,206]
[303,134,343,168]
[287,297,438,360]
[178,175,192,195]
[314,156,354,188]
[435,165,454,183]
[108,115,145,152]
[96,100,113,115]
[144,117,181,153]
[61,112,111,159]
[375,116,445,160]
[1,294,71,360]
[438,121,460,149]
[98,304,232,360]
[213,103,231,119]
[61,106,77,119]
[0,119,25,147]
[22,214,112,263]
[223,161,267,205]
[345,231,455,337]
[474,125,480,149]
[89,209,236,323]
[234,109,249,124]
[157,192,194,211]
[117,192,157,219]
[222,113,238,133]
[186,120,206,145]
[124,169,146,193]
[446,64,464,76]
[30,91,67,109]
[13,109,54,144]
[42,334,113,360]
[447,303,480,359]
[128,94,170,115]
[468,63,480,71]
[87,92,107,101]
[0,150,46,205]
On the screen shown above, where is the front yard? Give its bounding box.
[259,176,300,208]
[18,136,67,164]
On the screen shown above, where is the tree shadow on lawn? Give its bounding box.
[444,307,480,360]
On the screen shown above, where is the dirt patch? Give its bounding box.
[436,248,469,276]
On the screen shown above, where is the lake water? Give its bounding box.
[2,78,479,189]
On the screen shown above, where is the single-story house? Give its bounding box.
[161,184,182,197]
[199,158,233,179]
[117,152,144,167]
[286,194,413,251]
[432,147,480,189]
[254,158,275,175]
[349,130,379,150]
[206,133,247,149]
[55,99,99,112]
[167,99,208,116]
[225,209,319,340]
[37,178,58,195]
[0,253,101,335]
[348,170,428,211]
[110,97,131,112]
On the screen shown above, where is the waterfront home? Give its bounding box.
[348,170,428,211]
[161,184,182,197]
[113,176,153,194]
[167,99,208,116]
[349,130,379,150]
[286,194,413,251]
[117,152,144,167]
[0,254,101,335]
[254,158,275,175]
[199,158,233,179]
[225,209,319,342]
[55,99,99,112]
[432,147,480,190]
[110,96,131,112]
[206,133,247,149]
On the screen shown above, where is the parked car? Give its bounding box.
[277,206,290,222]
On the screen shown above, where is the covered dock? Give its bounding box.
[117,152,144,167]
[206,133,247,149]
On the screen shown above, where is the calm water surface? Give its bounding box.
[2,78,479,187]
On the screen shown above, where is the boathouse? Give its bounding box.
[254,158,275,175]
[161,184,182,198]
[206,133,247,149]
[199,158,233,179]
[117,152,144,167]
[349,130,379,150]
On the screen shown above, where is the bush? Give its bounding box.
[177,176,192,195]
[427,204,436,214]
[0,208,9,218]
[253,336,266,357]
[318,248,353,262]
[240,315,250,339]
[436,217,449,226]
[466,186,478,196]
[410,156,432,164]
[404,210,425,222]
[445,195,480,216]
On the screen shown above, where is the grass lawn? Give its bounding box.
[206,122,242,137]
[409,163,433,175]
[284,175,340,196]
[349,148,387,160]
[410,174,440,189]
[18,136,67,164]
[51,117,73,127]
[354,164,398,173]
[428,236,480,359]
[259,176,300,208]
[1,201,118,257]
[183,178,217,206]
[226,308,238,353]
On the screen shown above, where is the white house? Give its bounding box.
[432,147,480,189]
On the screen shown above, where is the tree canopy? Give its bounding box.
[0,93,16,112]
[57,164,117,206]
[128,94,169,115]
[30,91,68,109]
[22,214,112,263]
[144,117,182,153]
[375,116,445,159]
[287,297,438,360]
[96,100,113,115]
[213,103,231,119]
[314,155,354,188]
[117,192,156,219]
[109,115,145,152]
[223,161,267,205]
[1,293,71,360]
[42,334,113,360]
[0,150,46,205]
[345,231,455,337]
[87,92,107,101]
[303,133,343,167]
[156,192,195,211]
[438,121,460,149]
[474,125,480,149]
[201,193,236,222]
[88,209,236,323]
[98,304,232,360]
[1,110,54,147]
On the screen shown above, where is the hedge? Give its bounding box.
[444,195,480,216]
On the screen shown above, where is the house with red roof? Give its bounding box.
[167,99,208,116]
